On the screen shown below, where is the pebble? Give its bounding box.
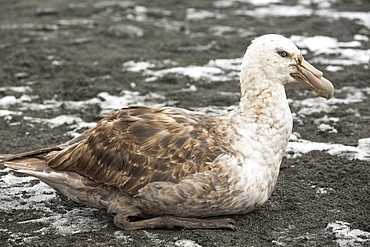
[70,37,93,45]
[35,8,58,16]
[0,43,11,49]
[177,44,213,52]
[107,24,144,38]
[213,1,234,8]
[14,72,29,79]
[58,19,95,27]
[93,1,133,10]
[67,3,89,9]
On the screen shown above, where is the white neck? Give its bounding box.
[234,69,291,127]
[222,67,293,205]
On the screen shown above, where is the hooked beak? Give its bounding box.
[290,57,334,100]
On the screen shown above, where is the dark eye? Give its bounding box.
[277,50,288,58]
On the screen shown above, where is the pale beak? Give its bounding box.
[290,57,334,100]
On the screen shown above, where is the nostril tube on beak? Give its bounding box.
[301,59,323,78]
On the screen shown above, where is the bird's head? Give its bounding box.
[241,34,334,100]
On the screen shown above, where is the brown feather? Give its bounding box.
[3,106,230,196]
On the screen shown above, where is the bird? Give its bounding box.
[0,34,334,230]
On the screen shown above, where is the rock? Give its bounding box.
[93,1,133,10]
[213,1,234,8]
[58,19,95,27]
[14,72,29,79]
[67,3,89,9]
[177,41,220,52]
[107,24,144,38]
[70,37,93,45]
[35,8,58,16]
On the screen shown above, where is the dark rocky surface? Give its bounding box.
[0,0,369,246]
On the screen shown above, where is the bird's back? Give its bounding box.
[1,106,233,209]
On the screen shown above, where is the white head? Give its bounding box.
[240,34,334,100]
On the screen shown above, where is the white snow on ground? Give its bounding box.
[236,4,314,17]
[0,86,33,93]
[316,9,370,30]
[317,123,338,133]
[326,221,370,247]
[174,239,203,247]
[240,0,281,6]
[18,208,110,236]
[123,58,242,83]
[0,169,56,212]
[186,8,225,20]
[290,35,370,66]
[286,138,370,161]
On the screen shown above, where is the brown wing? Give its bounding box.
[46,106,230,195]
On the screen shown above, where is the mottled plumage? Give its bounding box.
[0,34,334,230]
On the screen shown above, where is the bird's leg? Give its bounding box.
[113,215,236,230]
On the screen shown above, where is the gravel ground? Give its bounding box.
[0,0,369,246]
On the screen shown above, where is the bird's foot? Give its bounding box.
[114,215,236,230]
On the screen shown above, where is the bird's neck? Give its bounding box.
[227,72,293,169]
[222,74,293,201]
[236,74,289,124]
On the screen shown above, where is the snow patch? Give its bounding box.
[186,8,224,20]
[175,239,202,247]
[19,208,109,236]
[289,35,370,66]
[316,187,335,194]
[286,139,370,161]
[0,86,33,93]
[122,58,241,83]
[0,110,22,117]
[235,5,314,17]
[97,90,165,116]
[317,123,337,133]
[291,87,370,117]
[298,0,338,8]
[326,65,343,72]
[326,221,370,247]
[0,169,57,212]
[316,9,370,30]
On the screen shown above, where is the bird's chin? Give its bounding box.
[290,59,334,100]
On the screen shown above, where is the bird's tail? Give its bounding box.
[0,149,72,195]
[0,147,59,174]
[1,154,47,173]
[0,154,13,163]
[0,149,113,211]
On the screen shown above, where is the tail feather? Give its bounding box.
[1,156,47,172]
[21,167,112,210]
[1,151,112,211]
[0,134,116,211]
[0,154,13,161]
[0,146,62,173]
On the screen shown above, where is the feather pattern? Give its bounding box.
[46,106,231,195]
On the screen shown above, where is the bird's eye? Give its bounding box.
[277,50,288,58]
